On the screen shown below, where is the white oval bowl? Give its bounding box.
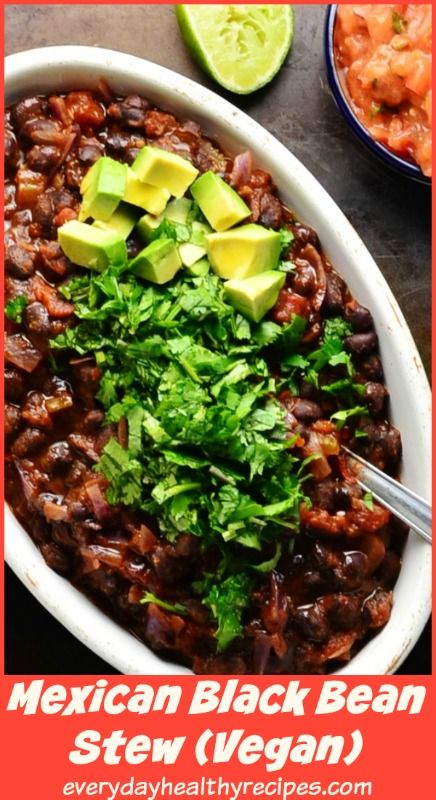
[5,46,431,676]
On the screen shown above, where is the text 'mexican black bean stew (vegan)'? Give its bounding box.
[4,87,405,674]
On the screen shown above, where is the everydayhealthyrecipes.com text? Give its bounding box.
[6,680,425,768]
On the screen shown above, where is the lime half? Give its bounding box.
[176,5,294,95]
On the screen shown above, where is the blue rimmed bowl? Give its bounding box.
[324,4,431,186]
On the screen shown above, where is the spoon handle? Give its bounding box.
[342,446,432,544]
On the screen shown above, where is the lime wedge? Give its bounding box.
[176,5,294,94]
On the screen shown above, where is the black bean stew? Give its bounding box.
[4,87,405,674]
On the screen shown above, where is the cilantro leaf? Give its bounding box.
[277,226,295,253]
[362,492,374,511]
[140,592,187,615]
[5,295,28,323]
[330,405,368,429]
[202,574,254,651]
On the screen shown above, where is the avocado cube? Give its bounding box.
[190,172,250,232]
[178,242,206,267]
[124,169,170,215]
[206,224,281,280]
[132,146,199,198]
[224,271,286,323]
[164,197,192,224]
[185,258,210,277]
[93,202,140,240]
[129,238,182,284]
[58,220,127,272]
[136,212,164,243]
[79,156,127,222]
[190,220,212,247]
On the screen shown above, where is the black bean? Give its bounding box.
[40,441,73,474]
[11,427,47,457]
[292,260,316,295]
[33,189,75,233]
[40,542,70,573]
[300,381,318,400]
[379,425,402,464]
[291,398,323,423]
[104,132,131,158]
[65,459,89,487]
[258,193,283,229]
[328,593,362,630]
[344,302,374,332]
[335,551,368,590]
[78,137,103,164]
[359,354,384,381]
[357,420,402,468]
[376,551,401,588]
[107,95,150,128]
[344,331,378,356]
[362,588,392,629]
[334,482,361,510]
[33,192,54,232]
[309,478,338,512]
[323,271,345,313]
[11,97,49,132]
[26,144,61,172]
[24,302,51,336]
[364,381,388,415]
[5,368,25,401]
[83,409,105,432]
[292,222,319,248]
[5,243,36,278]
[5,404,22,437]
[69,502,89,521]
[5,128,20,172]
[294,602,329,642]
[52,189,76,214]
[22,117,62,145]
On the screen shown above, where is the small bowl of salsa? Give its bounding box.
[325,4,431,184]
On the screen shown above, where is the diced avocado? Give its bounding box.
[79,157,127,222]
[93,202,140,239]
[129,238,182,284]
[165,197,192,224]
[190,171,250,232]
[178,242,206,267]
[132,146,199,198]
[224,271,286,323]
[136,213,164,242]
[185,257,210,277]
[124,169,170,215]
[190,220,212,247]
[58,220,127,272]
[206,223,281,280]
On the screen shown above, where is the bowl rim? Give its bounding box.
[4,45,432,676]
[324,4,431,186]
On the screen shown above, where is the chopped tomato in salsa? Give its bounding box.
[334,4,432,176]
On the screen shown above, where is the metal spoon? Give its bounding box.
[342,446,432,544]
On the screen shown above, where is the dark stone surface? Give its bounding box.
[5,4,431,675]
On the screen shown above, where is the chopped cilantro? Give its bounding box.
[51,220,371,653]
[278,226,295,253]
[330,405,368,430]
[5,295,28,323]
[362,492,374,511]
[201,573,254,651]
[148,218,190,243]
[140,592,187,615]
